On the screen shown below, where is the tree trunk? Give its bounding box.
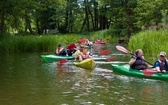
[69,10,73,32]
[65,5,69,33]
[25,10,33,34]
[36,18,41,34]
[0,11,5,33]
[88,8,94,31]
[94,1,98,31]
[80,17,86,33]
[99,6,108,30]
[125,0,132,39]
[84,0,90,31]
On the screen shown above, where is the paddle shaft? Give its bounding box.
[116,45,153,66]
[130,53,153,66]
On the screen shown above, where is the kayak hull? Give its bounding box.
[111,64,168,81]
[41,55,74,63]
[74,58,96,70]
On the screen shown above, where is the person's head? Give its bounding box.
[159,51,167,61]
[79,45,84,51]
[58,44,62,49]
[135,49,143,57]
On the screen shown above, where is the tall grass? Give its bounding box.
[128,29,168,59]
[89,29,119,43]
[0,31,119,53]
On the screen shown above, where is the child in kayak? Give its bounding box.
[81,47,92,60]
[72,45,92,61]
[55,44,67,56]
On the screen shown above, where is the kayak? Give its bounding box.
[41,54,114,63]
[111,64,168,81]
[74,58,96,70]
[41,55,74,63]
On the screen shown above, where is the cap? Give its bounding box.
[79,45,84,48]
[160,51,167,56]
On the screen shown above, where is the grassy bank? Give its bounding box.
[128,29,168,59]
[0,31,119,53]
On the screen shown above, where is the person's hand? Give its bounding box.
[162,70,166,73]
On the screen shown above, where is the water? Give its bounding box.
[0,44,168,105]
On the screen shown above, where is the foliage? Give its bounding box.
[128,29,168,59]
[0,0,168,38]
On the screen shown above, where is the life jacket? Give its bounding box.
[154,60,168,71]
[130,58,147,70]
[82,51,90,59]
[67,49,76,56]
[56,48,67,56]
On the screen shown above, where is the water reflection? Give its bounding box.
[1,44,168,105]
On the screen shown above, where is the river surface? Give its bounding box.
[0,44,168,105]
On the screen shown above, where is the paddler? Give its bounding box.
[129,49,148,70]
[153,51,168,72]
[72,45,92,61]
[55,44,67,56]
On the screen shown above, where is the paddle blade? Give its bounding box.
[106,57,117,61]
[116,45,130,54]
[78,38,88,44]
[95,40,106,44]
[142,69,156,76]
[99,50,110,55]
[57,59,68,64]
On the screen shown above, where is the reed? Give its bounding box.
[0,32,118,53]
[128,29,168,59]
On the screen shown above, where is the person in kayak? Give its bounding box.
[72,45,92,61]
[153,51,168,72]
[129,49,148,70]
[80,46,92,60]
[55,44,67,56]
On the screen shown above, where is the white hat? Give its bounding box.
[160,51,167,56]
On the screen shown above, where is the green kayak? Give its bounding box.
[111,64,168,81]
[41,55,74,63]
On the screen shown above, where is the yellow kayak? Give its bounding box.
[74,58,96,70]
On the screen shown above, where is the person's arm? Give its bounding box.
[153,62,161,72]
[72,50,79,58]
[55,49,59,55]
[129,58,136,65]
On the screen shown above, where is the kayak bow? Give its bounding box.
[74,58,96,70]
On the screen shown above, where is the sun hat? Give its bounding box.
[160,51,167,56]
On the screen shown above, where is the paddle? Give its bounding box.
[116,45,153,65]
[142,68,157,76]
[93,57,117,61]
[99,50,110,55]
[57,57,116,64]
[57,59,68,64]
[78,38,88,44]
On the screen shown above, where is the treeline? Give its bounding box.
[0,0,168,38]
